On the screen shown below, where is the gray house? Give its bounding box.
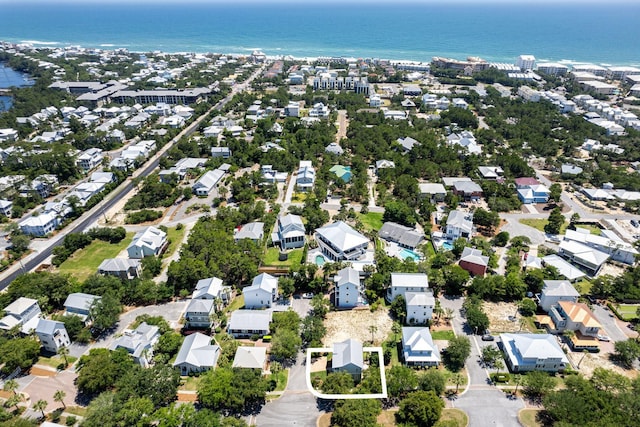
[63,293,100,323]
[173,332,221,375]
[228,310,271,338]
[97,258,142,280]
[271,214,305,250]
[184,299,215,329]
[35,319,70,353]
[331,338,364,382]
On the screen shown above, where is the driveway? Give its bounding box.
[591,304,633,342]
[255,352,322,427]
[439,296,524,427]
[499,218,546,246]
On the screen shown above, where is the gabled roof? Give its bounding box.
[501,333,568,362]
[333,338,364,370]
[315,221,369,252]
[193,277,225,299]
[110,322,160,358]
[128,226,166,253]
[244,273,278,294]
[335,267,360,288]
[64,293,100,312]
[559,240,610,267]
[98,258,140,272]
[378,222,424,248]
[391,273,429,289]
[185,299,215,314]
[514,177,540,187]
[232,346,267,369]
[402,327,440,355]
[542,255,586,281]
[193,169,224,191]
[235,222,264,240]
[446,210,473,232]
[453,180,483,194]
[35,319,65,336]
[279,214,305,234]
[173,332,220,369]
[557,301,601,328]
[418,183,446,194]
[3,297,39,316]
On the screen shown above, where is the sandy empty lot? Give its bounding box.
[484,301,523,333]
[323,308,393,346]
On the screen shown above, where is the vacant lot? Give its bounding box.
[484,301,527,333]
[358,212,384,232]
[567,349,635,379]
[323,308,393,346]
[57,232,134,280]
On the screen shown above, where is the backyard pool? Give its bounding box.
[442,241,454,251]
[399,248,421,261]
[315,255,326,266]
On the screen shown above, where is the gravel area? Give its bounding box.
[483,301,523,333]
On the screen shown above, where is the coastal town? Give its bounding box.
[0,40,639,427]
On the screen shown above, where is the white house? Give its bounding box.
[192,276,231,304]
[76,148,104,172]
[192,169,224,196]
[563,228,638,265]
[184,299,215,329]
[500,333,569,373]
[387,273,429,303]
[271,214,306,250]
[547,301,602,338]
[127,226,167,259]
[0,297,42,333]
[234,222,265,243]
[19,212,59,237]
[405,291,435,325]
[309,103,330,118]
[332,338,364,382]
[243,273,278,309]
[315,221,369,262]
[232,346,267,371]
[63,293,100,323]
[418,183,447,203]
[35,319,70,353]
[173,332,221,375]
[109,322,160,367]
[445,210,474,241]
[402,327,441,367]
[296,160,315,192]
[538,280,580,312]
[0,199,13,217]
[228,310,272,338]
[334,267,364,308]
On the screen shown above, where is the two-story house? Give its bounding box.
[538,280,580,312]
[271,214,306,250]
[192,276,231,306]
[173,332,221,375]
[184,299,215,329]
[315,221,369,262]
[97,258,142,280]
[243,273,278,309]
[109,322,160,367]
[500,333,569,373]
[445,210,474,241]
[127,226,168,259]
[405,291,435,325]
[296,161,316,192]
[402,327,441,367]
[0,297,42,333]
[63,293,101,324]
[228,310,272,338]
[386,273,429,303]
[35,319,70,353]
[334,267,364,308]
[548,301,602,338]
[331,338,364,383]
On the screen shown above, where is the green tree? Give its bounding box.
[270,329,302,361]
[523,370,556,400]
[480,345,502,368]
[310,294,330,318]
[198,367,267,414]
[390,295,407,324]
[0,336,41,374]
[3,379,18,396]
[322,372,355,394]
[387,365,419,401]
[492,231,510,247]
[32,399,47,419]
[549,183,562,204]
[301,315,326,347]
[395,390,444,427]
[53,389,66,409]
[330,399,381,427]
[613,339,640,368]
[444,336,471,372]
[419,369,446,396]
[518,298,537,317]
[544,206,565,235]
[466,305,490,334]
[442,265,470,295]
[89,290,122,333]
[278,276,295,298]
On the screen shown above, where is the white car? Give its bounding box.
[597,334,610,342]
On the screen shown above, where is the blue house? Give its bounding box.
[517,184,550,204]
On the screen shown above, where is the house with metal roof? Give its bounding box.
[402,327,441,367]
[173,332,221,375]
[271,214,306,250]
[325,142,344,155]
[234,222,265,243]
[97,258,142,280]
[296,160,315,192]
[396,136,420,152]
[378,222,424,250]
[192,169,224,196]
[459,247,490,276]
[539,280,580,312]
[232,346,267,371]
[127,226,168,259]
[35,319,70,353]
[558,239,609,276]
[478,166,504,180]
[445,210,474,241]
[184,299,215,329]
[387,273,430,303]
[315,221,369,262]
[192,277,231,304]
[332,338,364,382]
[500,333,569,373]
[405,291,436,325]
[418,183,447,203]
[564,228,638,265]
[452,180,483,201]
[110,322,160,367]
[0,297,42,333]
[228,310,272,338]
[19,212,59,237]
[64,293,100,323]
[334,267,364,308]
[542,255,586,282]
[243,273,278,309]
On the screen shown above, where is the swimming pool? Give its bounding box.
[399,248,421,261]
[442,241,454,251]
[315,255,326,266]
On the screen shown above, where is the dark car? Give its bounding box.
[481,334,495,341]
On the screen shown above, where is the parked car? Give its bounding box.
[631,219,639,228]
[597,334,610,342]
[302,292,314,299]
[482,334,495,341]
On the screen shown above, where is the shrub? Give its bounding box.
[125,209,163,224]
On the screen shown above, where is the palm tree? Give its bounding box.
[53,390,66,409]
[33,399,47,419]
[444,308,454,325]
[391,322,402,343]
[58,346,70,368]
[6,393,22,411]
[453,373,464,394]
[368,324,378,344]
[3,379,18,396]
[578,349,589,368]
[513,374,522,396]
[433,300,443,325]
[519,317,528,332]
[494,359,504,377]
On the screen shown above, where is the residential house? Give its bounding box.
[173,332,221,375]
[64,293,100,323]
[211,147,232,158]
[325,143,344,155]
[445,210,474,241]
[387,273,429,303]
[19,212,59,237]
[561,164,583,176]
[374,160,395,175]
[401,327,441,367]
[334,267,364,308]
[563,228,638,265]
[459,247,489,276]
[35,319,70,353]
[539,280,580,312]
[261,165,288,183]
[192,277,231,305]
[447,132,482,155]
[243,273,278,309]
[517,183,550,204]
[558,239,609,276]
[296,160,316,192]
[331,338,364,382]
[76,148,104,172]
[127,226,168,259]
[271,214,306,250]
[315,221,369,262]
[0,297,42,333]
[418,183,446,203]
[548,301,601,340]
[0,199,12,217]
[228,310,272,338]
[184,299,215,329]
[192,169,224,196]
[234,222,265,243]
[500,333,569,373]
[232,346,267,371]
[284,101,300,117]
[478,166,504,180]
[396,136,420,152]
[97,258,142,280]
[542,255,587,282]
[110,322,160,367]
[378,222,424,250]
[309,103,330,118]
[452,180,483,201]
[405,291,435,325]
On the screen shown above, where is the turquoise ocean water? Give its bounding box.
[0,2,639,65]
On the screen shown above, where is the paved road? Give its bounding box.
[255,352,322,427]
[440,296,524,427]
[591,304,629,343]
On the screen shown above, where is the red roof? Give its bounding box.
[514,177,540,187]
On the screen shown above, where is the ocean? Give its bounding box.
[0,2,639,66]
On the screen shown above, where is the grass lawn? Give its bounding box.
[358,212,384,231]
[437,408,469,427]
[164,226,187,259]
[263,247,304,267]
[269,369,289,392]
[422,239,436,258]
[179,376,201,391]
[574,278,592,295]
[518,409,543,427]
[377,409,398,426]
[37,355,77,369]
[616,304,640,320]
[430,330,455,341]
[291,193,308,203]
[226,294,244,312]
[57,232,134,280]
[519,218,567,234]
[64,406,88,417]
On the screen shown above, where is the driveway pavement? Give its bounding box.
[256,352,322,427]
[591,304,631,342]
